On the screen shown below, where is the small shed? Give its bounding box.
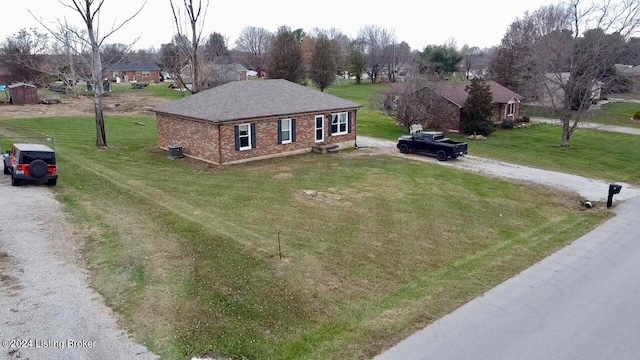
[8,83,39,105]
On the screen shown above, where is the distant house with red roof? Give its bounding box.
[414,80,524,132]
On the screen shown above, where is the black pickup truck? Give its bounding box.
[397,131,468,161]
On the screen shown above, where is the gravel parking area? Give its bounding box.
[0,177,157,360]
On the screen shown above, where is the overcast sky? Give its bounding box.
[2,0,560,51]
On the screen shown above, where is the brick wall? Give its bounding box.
[156,113,220,164]
[493,102,521,121]
[104,70,161,83]
[156,109,357,165]
[418,88,462,132]
[219,110,357,164]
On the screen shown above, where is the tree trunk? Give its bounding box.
[67,46,78,97]
[191,18,199,93]
[561,113,571,148]
[87,24,107,147]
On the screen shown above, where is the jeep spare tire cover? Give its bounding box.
[29,159,48,178]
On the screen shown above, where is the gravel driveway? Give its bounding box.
[357,136,640,202]
[530,117,640,136]
[0,178,157,360]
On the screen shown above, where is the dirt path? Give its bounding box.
[0,92,169,119]
[0,178,157,360]
[356,136,640,202]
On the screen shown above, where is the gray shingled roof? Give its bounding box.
[153,79,361,122]
[428,80,523,107]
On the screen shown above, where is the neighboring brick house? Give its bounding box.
[153,79,361,165]
[103,63,161,83]
[417,80,524,131]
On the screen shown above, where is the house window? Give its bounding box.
[238,124,252,150]
[315,115,324,143]
[280,119,292,144]
[142,71,151,77]
[331,112,348,135]
[135,71,141,76]
[507,102,515,117]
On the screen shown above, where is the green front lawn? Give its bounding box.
[588,102,640,128]
[109,82,189,100]
[325,82,407,140]
[0,116,607,359]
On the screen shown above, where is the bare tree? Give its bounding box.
[535,0,640,147]
[460,45,481,79]
[32,0,145,147]
[375,77,453,131]
[235,26,272,77]
[358,25,395,83]
[383,41,411,83]
[169,0,209,94]
[43,22,90,96]
[0,28,50,85]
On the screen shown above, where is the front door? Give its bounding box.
[315,115,324,143]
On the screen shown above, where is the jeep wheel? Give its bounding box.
[47,178,57,186]
[11,173,20,186]
[399,144,410,154]
[436,150,447,161]
[3,165,9,175]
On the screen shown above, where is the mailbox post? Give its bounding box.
[607,184,622,208]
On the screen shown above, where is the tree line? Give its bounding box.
[2,0,639,148]
[0,22,491,93]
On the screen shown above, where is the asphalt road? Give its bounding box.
[0,177,157,360]
[377,195,640,360]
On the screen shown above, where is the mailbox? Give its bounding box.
[607,184,622,208]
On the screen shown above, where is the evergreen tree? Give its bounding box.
[348,39,365,84]
[269,26,304,83]
[462,79,494,136]
[311,34,337,91]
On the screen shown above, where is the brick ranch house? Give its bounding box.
[153,79,361,165]
[416,80,524,131]
[103,62,161,83]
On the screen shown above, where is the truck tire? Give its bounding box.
[437,150,447,161]
[3,165,9,175]
[47,178,57,186]
[29,159,48,178]
[399,144,410,154]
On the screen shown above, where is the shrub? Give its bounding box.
[501,120,515,129]
[633,111,640,120]
[522,115,530,123]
